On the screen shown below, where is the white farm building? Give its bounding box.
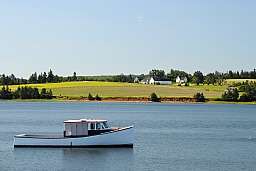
[176,76,188,84]
[149,77,172,85]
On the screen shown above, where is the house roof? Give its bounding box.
[151,76,170,81]
[176,76,187,80]
[141,77,151,82]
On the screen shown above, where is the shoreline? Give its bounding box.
[4,96,255,105]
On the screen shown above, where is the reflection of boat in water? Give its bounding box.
[14,119,134,148]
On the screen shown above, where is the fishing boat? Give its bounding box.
[14,119,134,148]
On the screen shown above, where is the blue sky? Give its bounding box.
[0,0,255,77]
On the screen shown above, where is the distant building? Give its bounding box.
[149,77,155,84]
[149,77,172,85]
[139,77,172,85]
[134,77,139,83]
[176,76,188,84]
[140,77,150,84]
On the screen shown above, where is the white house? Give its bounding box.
[149,77,155,84]
[149,77,172,85]
[176,76,188,84]
[134,77,139,83]
[140,77,150,84]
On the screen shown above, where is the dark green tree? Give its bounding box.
[40,88,53,99]
[47,69,54,83]
[88,93,95,100]
[29,72,38,83]
[42,72,47,83]
[95,94,102,101]
[1,74,7,85]
[204,73,216,85]
[238,82,256,102]
[37,73,43,83]
[32,88,40,99]
[239,93,251,102]
[0,86,13,99]
[222,88,239,101]
[20,87,28,99]
[192,71,204,85]
[194,92,205,102]
[149,69,166,81]
[72,72,77,81]
[112,74,135,82]
[214,71,224,85]
[53,75,57,82]
[149,92,160,102]
[9,74,17,85]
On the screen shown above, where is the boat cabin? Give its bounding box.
[64,119,111,137]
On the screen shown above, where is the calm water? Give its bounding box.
[0,102,256,171]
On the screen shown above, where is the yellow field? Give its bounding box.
[225,79,256,84]
[4,81,227,98]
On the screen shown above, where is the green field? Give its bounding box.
[6,81,227,98]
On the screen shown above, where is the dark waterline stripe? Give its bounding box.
[14,144,133,148]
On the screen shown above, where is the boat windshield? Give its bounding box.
[96,123,101,130]
[103,122,109,129]
[88,122,109,130]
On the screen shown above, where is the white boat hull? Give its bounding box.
[14,126,134,148]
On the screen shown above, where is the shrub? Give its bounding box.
[221,87,239,101]
[149,92,160,102]
[194,92,205,102]
[95,94,102,101]
[0,86,53,99]
[238,85,248,92]
[239,93,250,102]
[40,88,53,99]
[88,93,95,100]
[238,84,256,102]
[0,86,13,99]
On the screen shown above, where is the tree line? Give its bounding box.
[105,69,250,84]
[146,69,256,85]
[0,68,256,86]
[28,70,78,84]
[0,70,79,85]
[0,74,27,85]
[0,86,53,99]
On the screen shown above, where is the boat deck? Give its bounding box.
[15,130,113,139]
[15,127,131,139]
[15,133,66,139]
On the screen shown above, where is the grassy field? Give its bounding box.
[5,81,227,98]
[225,79,256,84]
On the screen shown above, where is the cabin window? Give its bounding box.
[96,123,101,130]
[103,122,109,129]
[90,123,95,130]
[100,123,105,129]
